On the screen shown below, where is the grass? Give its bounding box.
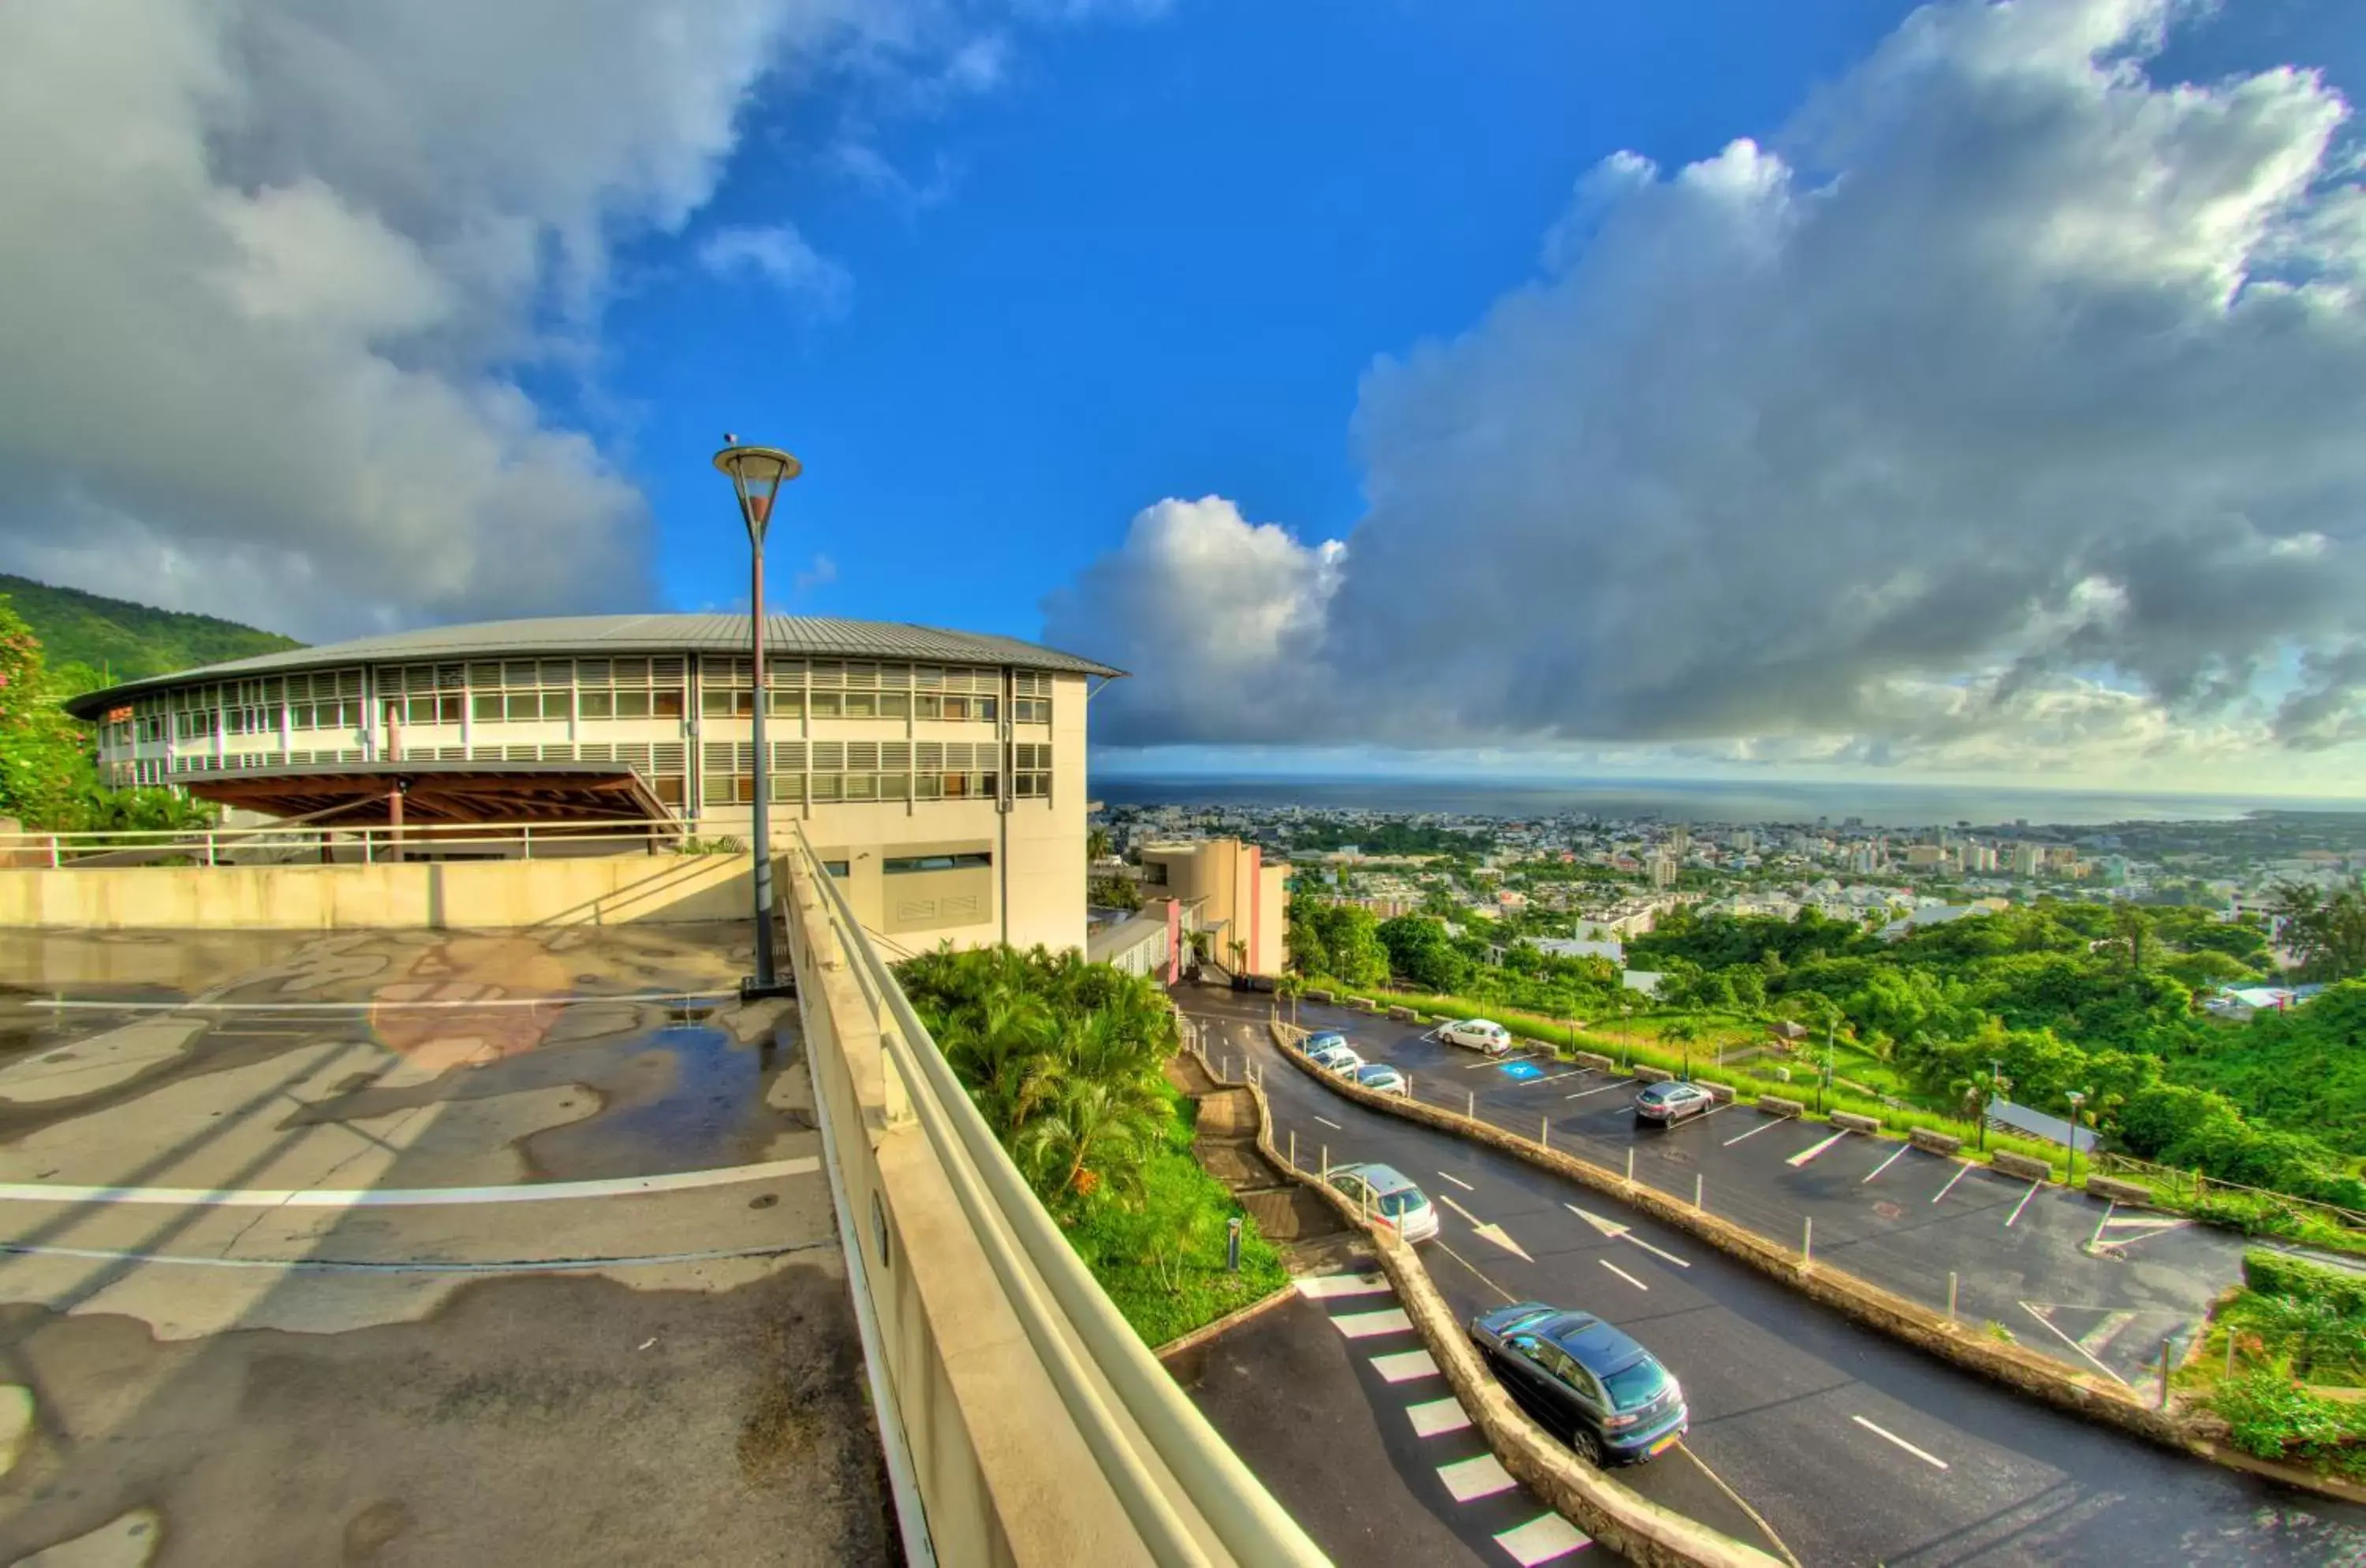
[1060,1081,1289,1347]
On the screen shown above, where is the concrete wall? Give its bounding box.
[0,853,756,929]
[1136,839,1289,977]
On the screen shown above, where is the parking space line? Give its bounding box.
[1930,1162,1973,1204]
[1722,1118,1783,1147]
[1406,1396,1474,1438]
[1494,1513,1592,1565]
[1785,1130,1850,1168]
[1524,1070,1586,1087]
[1371,1350,1442,1383]
[1861,1144,1912,1183]
[1436,1452,1519,1503]
[1565,1082,1626,1101]
[1313,1115,1342,1130]
[1332,1307,1414,1339]
[1659,1103,1730,1133]
[1850,1415,1950,1470]
[1600,1259,1649,1291]
[1436,1170,1476,1192]
[2005,1179,2042,1227]
[2017,1301,2133,1386]
[2086,1200,2118,1250]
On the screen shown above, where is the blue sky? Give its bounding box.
[3,0,2363,794]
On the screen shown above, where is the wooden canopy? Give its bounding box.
[187,762,674,827]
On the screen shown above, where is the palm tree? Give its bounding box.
[1660,1016,1704,1081]
[1018,1077,1161,1204]
[1087,825,1112,864]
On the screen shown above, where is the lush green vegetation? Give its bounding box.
[1282,819,1494,857]
[0,572,299,689]
[0,595,215,834]
[1288,892,2366,1218]
[2185,1251,2366,1480]
[896,945,1286,1344]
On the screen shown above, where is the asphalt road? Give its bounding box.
[1252,996,2271,1392]
[1181,986,2366,1568]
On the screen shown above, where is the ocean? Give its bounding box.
[1084,774,2366,830]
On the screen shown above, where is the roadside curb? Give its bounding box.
[1182,1029,1789,1568]
[1264,1020,2366,1506]
[1151,1279,1304,1361]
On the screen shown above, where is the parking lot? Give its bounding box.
[0,927,887,1566]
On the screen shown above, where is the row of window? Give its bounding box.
[814,853,993,876]
[697,688,1039,722]
[700,771,1003,805]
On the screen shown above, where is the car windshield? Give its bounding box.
[1602,1360,1669,1410]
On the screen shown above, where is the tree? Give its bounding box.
[2274,879,2366,983]
[1377,914,1468,995]
[1087,825,1112,863]
[0,595,92,829]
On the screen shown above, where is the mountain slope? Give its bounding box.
[0,573,301,685]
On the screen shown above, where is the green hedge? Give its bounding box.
[2243,1249,2366,1316]
[2206,1367,2366,1480]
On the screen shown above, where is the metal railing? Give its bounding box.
[0,817,701,868]
[790,823,1327,1568]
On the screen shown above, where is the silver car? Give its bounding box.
[1326,1162,1440,1242]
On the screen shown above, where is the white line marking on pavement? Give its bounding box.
[2087,1200,2118,1251]
[2005,1179,2042,1227]
[2077,1311,2138,1357]
[1438,1194,1536,1262]
[1600,1260,1649,1291]
[1436,1170,1476,1192]
[1332,1307,1414,1339]
[1722,1118,1782,1146]
[1524,1070,1586,1087]
[1494,1513,1592,1564]
[33,991,734,1011]
[1565,1204,1692,1267]
[1863,1144,1913,1184]
[2092,1215,2192,1253]
[1565,1082,1626,1101]
[2017,1301,2133,1385]
[1436,1452,1519,1503]
[1931,1162,1973,1204]
[0,1239,827,1273]
[1313,1115,1343,1130]
[0,1159,820,1210]
[1407,1396,1474,1438]
[1293,1273,1392,1301]
[1371,1350,1441,1383]
[1851,1415,1950,1470]
[1786,1130,1849,1167]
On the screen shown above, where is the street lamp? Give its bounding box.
[715,435,803,1001]
[2066,1089,2088,1186]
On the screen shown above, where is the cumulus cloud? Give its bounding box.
[0,0,941,640]
[1051,0,2366,781]
[699,223,853,312]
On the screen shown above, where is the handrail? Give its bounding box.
[0,816,688,846]
[791,823,1328,1568]
[0,816,701,868]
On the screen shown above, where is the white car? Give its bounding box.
[1309,1043,1365,1076]
[1439,1018,1513,1055]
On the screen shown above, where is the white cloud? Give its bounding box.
[698,223,853,312]
[1054,0,2366,787]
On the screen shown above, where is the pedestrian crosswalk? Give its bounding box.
[1295,1269,1592,1563]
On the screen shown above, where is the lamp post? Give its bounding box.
[715,435,803,1001]
[2066,1089,2088,1186]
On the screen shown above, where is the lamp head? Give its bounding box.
[713,442,802,543]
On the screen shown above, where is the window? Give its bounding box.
[615,689,652,719]
[939,695,968,722]
[809,691,842,719]
[841,691,876,719]
[879,691,909,719]
[884,853,992,873]
[1012,742,1052,798]
[821,860,849,878]
[767,689,801,718]
[1013,696,1051,724]
[541,691,572,720]
[653,688,684,719]
[505,693,541,722]
[703,689,752,718]
[652,775,685,807]
[579,690,613,719]
[473,693,504,722]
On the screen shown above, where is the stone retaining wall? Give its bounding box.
[1830,1111,1881,1135]
[1754,1096,1804,1118]
[1990,1150,2052,1182]
[1634,1065,1674,1083]
[2085,1174,2155,1206]
[1909,1127,1963,1156]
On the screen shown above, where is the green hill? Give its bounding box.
[0,572,301,688]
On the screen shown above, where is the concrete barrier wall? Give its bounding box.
[786,856,1154,1568]
[0,854,755,929]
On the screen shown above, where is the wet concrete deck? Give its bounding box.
[0,926,887,1566]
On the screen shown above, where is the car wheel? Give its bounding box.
[1569,1428,1603,1467]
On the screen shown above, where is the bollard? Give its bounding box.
[1227,1216,1242,1273]
[1289,1129,1298,1171]
[1947,1271,1958,1323]
[1625,1148,1635,1185]
[1542,1117,1550,1151]
[1694,1174,1704,1211]
[1322,1144,1330,1180]
[1468,1089,1476,1120]
[1404,1073,1413,1101]
[1803,1216,1813,1265]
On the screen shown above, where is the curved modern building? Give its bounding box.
[66,614,1121,952]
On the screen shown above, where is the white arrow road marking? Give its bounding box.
[1435,1170,1476,1192]
[1437,1193,1535,1262]
[1565,1202,1691,1267]
[1786,1129,1850,1167]
[1600,1259,1649,1291]
[1851,1415,1950,1470]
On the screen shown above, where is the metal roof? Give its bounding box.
[65,613,1125,717]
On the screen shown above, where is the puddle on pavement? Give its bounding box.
[517,1022,811,1182]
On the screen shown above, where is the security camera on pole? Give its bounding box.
[715,435,803,1002]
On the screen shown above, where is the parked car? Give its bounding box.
[1633,1081,1715,1126]
[1355,1063,1408,1096]
[1468,1303,1689,1466]
[1439,1018,1513,1055]
[1326,1162,1440,1242]
[1304,1031,1348,1054]
[1315,1045,1366,1077]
